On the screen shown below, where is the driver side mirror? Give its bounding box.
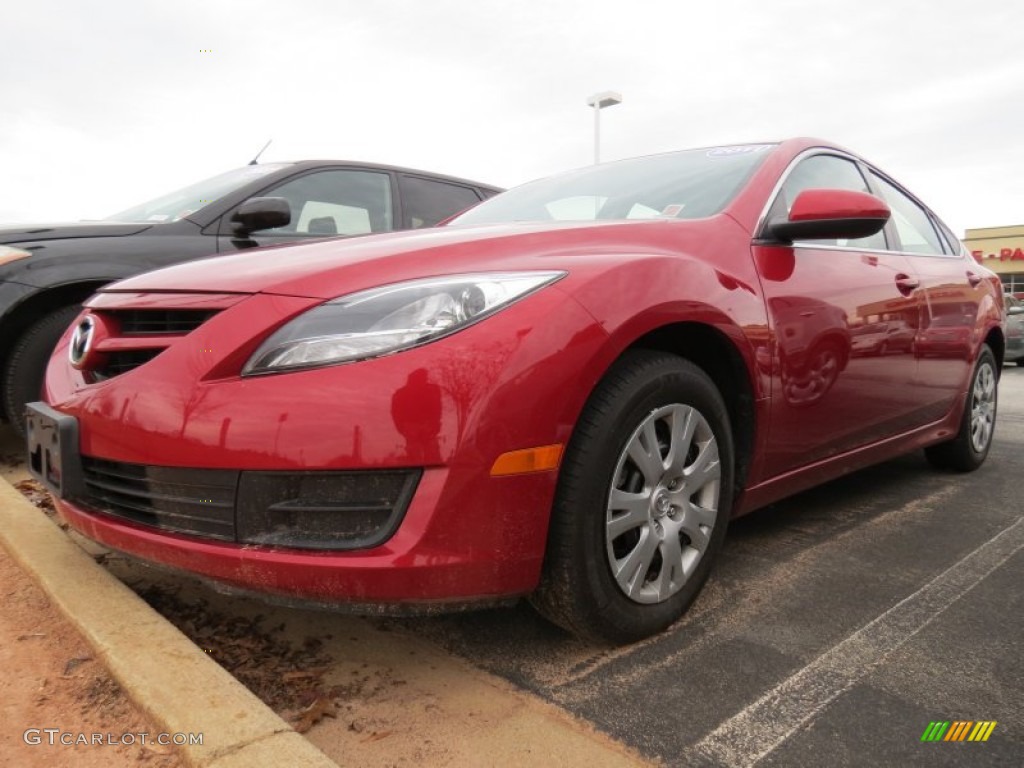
[230,197,291,237]
[766,189,890,244]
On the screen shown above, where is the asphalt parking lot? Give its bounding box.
[12,366,1022,767]
[398,365,1024,767]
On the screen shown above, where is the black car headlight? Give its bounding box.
[242,271,565,375]
[0,245,32,266]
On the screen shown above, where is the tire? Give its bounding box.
[2,305,82,438]
[530,350,734,644]
[924,344,998,472]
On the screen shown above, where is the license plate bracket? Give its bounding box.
[25,402,85,498]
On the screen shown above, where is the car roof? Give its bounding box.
[282,160,503,194]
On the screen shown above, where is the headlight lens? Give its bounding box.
[0,245,32,266]
[242,271,565,375]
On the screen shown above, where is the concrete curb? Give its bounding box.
[0,479,338,768]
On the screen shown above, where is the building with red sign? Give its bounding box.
[965,225,1024,297]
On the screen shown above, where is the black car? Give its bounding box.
[0,161,501,433]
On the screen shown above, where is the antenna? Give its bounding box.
[248,139,273,165]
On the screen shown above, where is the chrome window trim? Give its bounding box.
[788,243,907,256]
[754,147,963,260]
[788,242,971,260]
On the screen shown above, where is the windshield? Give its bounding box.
[449,144,776,226]
[106,163,292,223]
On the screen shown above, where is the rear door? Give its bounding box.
[753,152,924,477]
[867,170,982,420]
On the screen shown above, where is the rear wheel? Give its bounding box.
[924,345,997,472]
[531,350,733,644]
[2,305,81,438]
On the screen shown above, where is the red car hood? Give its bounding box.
[104,219,729,300]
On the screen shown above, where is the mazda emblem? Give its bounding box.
[69,315,96,368]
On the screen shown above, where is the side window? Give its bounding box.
[935,219,964,258]
[768,154,887,250]
[869,174,945,256]
[400,176,482,228]
[260,170,393,236]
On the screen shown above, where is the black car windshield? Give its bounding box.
[106,163,292,223]
[449,144,776,226]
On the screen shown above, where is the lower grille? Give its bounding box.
[76,457,420,550]
[92,349,163,381]
[79,457,238,540]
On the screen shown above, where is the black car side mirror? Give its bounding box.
[230,197,291,237]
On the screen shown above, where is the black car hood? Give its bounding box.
[0,221,153,244]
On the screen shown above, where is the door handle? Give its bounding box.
[966,272,983,287]
[895,274,919,295]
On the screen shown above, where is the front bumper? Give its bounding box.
[53,466,556,606]
[41,287,608,605]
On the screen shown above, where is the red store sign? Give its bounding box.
[972,246,1024,263]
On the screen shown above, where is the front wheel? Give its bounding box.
[924,344,998,472]
[531,350,733,644]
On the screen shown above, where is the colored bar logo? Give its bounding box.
[921,721,997,742]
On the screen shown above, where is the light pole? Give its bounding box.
[586,91,622,164]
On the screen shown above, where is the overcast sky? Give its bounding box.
[2,0,1022,236]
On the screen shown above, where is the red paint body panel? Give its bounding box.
[40,138,1006,607]
[789,188,890,222]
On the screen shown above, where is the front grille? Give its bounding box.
[92,349,163,381]
[79,457,239,540]
[110,309,218,335]
[76,457,421,550]
[78,307,222,381]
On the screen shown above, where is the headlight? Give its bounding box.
[0,245,32,266]
[242,271,566,375]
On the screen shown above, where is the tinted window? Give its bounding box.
[935,219,963,257]
[450,144,775,225]
[261,170,393,236]
[400,176,482,228]
[870,174,945,255]
[769,155,887,249]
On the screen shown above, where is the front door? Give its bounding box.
[217,169,396,251]
[754,152,924,478]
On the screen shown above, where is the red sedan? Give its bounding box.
[28,139,1006,643]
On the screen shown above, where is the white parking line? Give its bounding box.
[685,516,1024,767]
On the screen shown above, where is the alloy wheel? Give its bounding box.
[970,361,996,453]
[605,403,721,605]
